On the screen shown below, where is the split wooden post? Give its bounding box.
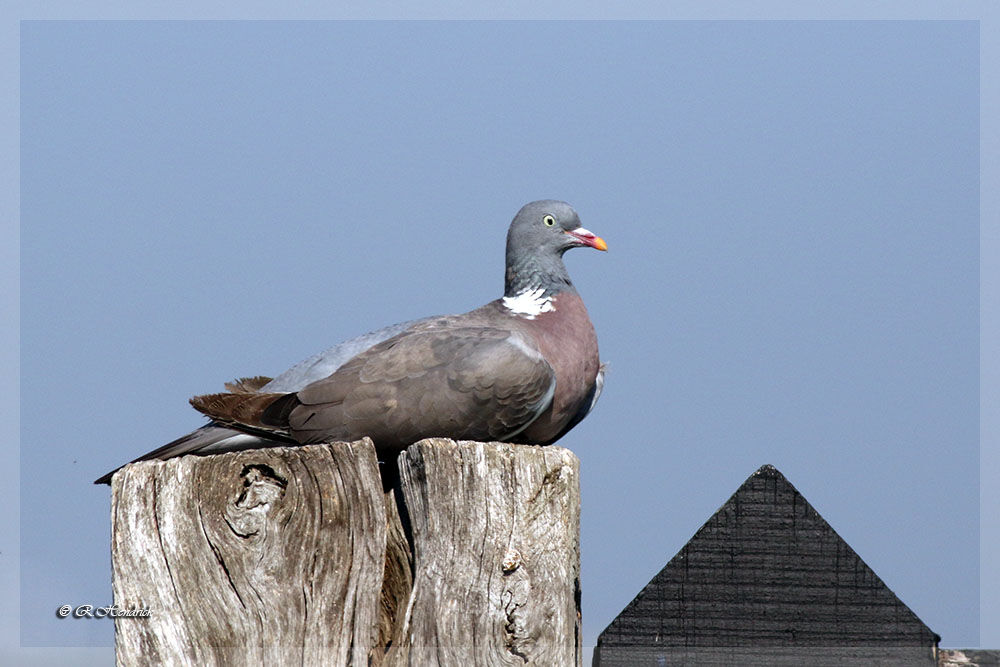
[109,438,582,666]
[387,439,582,665]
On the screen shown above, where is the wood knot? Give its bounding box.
[501,548,522,574]
[225,464,288,538]
[235,464,287,511]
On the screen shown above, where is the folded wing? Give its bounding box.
[261,326,556,448]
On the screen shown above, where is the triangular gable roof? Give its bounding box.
[594,464,939,666]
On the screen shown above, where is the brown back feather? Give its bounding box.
[189,391,287,430]
[223,375,274,392]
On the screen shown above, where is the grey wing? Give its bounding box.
[262,317,433,391]
[285,327,556,447]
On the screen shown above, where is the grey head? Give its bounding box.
[504,200,607,297]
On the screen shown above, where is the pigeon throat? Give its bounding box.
[504,252,573,291]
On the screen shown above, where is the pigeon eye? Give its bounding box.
[543,215,556,227]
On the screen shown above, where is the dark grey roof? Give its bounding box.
[594,464,940,666]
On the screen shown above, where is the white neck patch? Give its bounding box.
[502,287,556,319]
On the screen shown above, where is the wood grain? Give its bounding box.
[110,439,581,666]
[111,439,386,665]
[388,439,581,666]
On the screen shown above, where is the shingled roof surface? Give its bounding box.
[594,464,940,666]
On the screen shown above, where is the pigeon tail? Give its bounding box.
[92,422,293,484]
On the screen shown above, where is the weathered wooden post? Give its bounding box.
[387,439,582,665]
[110,438,581,666]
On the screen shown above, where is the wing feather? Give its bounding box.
[284,327,555,449]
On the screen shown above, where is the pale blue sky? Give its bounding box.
[7,8,997,664]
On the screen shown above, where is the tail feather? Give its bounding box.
[92,423,294,485]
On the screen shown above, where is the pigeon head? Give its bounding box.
[504,200,607,298]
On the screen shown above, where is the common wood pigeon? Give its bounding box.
[95,200,606,484]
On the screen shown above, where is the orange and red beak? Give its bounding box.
[565,227,608,251]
